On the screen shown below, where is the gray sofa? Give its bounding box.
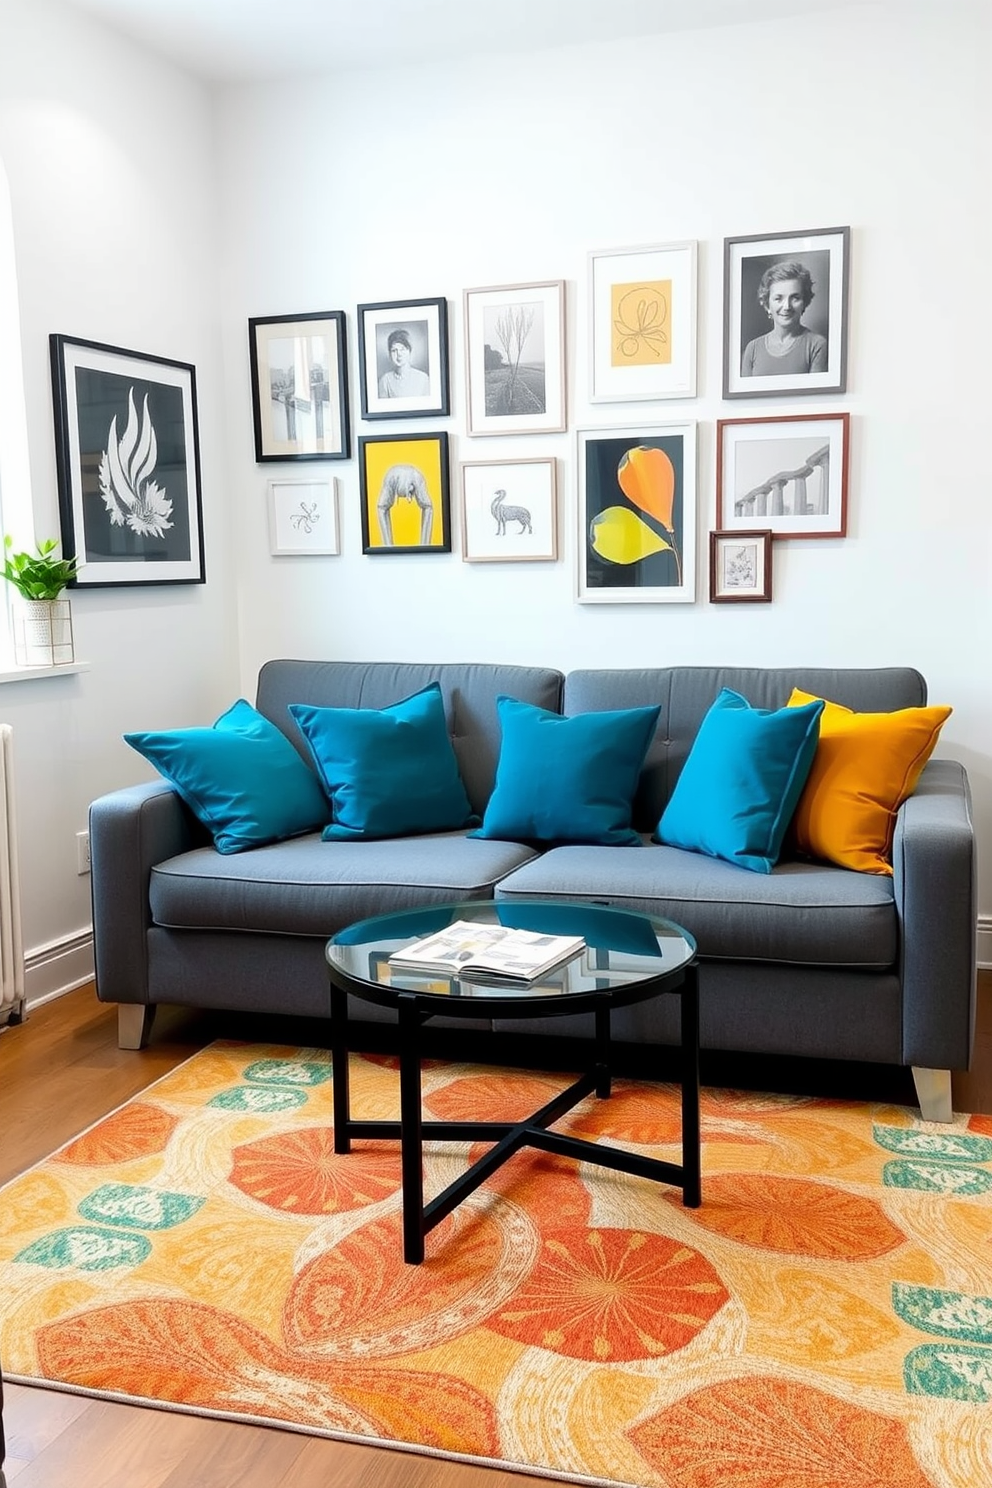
[89,660,976,1122]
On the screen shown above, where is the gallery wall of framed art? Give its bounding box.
[244,221,852,607]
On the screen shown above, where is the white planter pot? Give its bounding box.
[12,597,74,666]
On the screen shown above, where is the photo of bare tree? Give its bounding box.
[464,281,565,436]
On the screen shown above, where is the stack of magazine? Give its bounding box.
[388,920,585,983]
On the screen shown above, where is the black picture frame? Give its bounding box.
[723,226,850,399]
[248,310,350,461]
[50,334,205,588]
[357,296,450,421]
[358,432,451,555]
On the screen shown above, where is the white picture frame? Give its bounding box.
[588,241,697,402]
[267,477,340,556]
[460,457,558,563]
[576,422,697,604]
[464,280,566,436]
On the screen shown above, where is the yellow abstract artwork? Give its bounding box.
[610,279,672,367]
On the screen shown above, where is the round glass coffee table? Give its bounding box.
[326,899,699,1264]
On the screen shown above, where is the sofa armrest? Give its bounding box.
[892,758,976,1070]
[89,781,200,1007]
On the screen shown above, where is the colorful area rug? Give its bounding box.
[1,1043,991,1487]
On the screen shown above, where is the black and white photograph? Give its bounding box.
[50,334,205,587]
[464,280,565,436]
[717,413,850,540]
[460,457,558,563]
[248,310,350,461]
[267,478,340,556]
[723,226,850,399]
[357,297,449,420]
[710,529,773,603]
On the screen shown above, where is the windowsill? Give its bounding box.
[0,660,91,684]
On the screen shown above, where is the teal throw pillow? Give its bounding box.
[655,688,824,873]
[124,699,329,855]
[289,682,476,841]
[471,697,660,846]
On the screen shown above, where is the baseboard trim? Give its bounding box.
[24,926,94,1009]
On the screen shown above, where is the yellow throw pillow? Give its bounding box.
[786,689,952,875]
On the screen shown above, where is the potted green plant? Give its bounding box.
[2,536,79,665]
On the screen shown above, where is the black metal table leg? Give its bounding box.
[330,982,351,1155]
[398,993,426,1264]
[594,997,612,1099]
[680,963,701,1207]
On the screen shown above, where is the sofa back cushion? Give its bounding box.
[256,660,564,819]
[563,667,927,833]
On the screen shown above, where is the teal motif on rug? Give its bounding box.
[904,1343,992,1401]
[873,1124,992,1163]
[15,1226,151,1271]
[892,1283,992,1343]
[208,1086,309,1112]
[242,1058,333,1087]
[881,1159,992,1195]
[78,1184,205,1230]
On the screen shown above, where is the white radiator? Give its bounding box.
[0,723,25,1016]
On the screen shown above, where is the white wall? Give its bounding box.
[216,1,992,930]
[0,0,240,995]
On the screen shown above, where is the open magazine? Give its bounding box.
[388,920,585,983]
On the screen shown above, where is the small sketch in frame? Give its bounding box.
[588,241,697,402]
[460,457,558,563]
[50,333,205,587]
[723,226,849,398]
[248,310,350,461]
[710,529,772,603]
[357,297,449,420]
[576,423,697,604]
[359,431,451,554]
[268,478,340,556]
[464,280,565,436]
[717,413,849,540]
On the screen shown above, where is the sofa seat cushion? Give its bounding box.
[149,832,540,937]
[494,842,896,969]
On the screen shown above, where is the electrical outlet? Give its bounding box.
[76,829,90,875]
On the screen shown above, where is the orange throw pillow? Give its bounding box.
[787,689,952,875]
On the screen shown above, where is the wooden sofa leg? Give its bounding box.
[117,1004,156,1050]
[912,1066,953,1123]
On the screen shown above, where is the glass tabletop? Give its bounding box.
[326,899,696,1009]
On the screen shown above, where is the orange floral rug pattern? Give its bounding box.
[1,1042,991,1487]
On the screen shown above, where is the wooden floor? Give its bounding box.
[2,976,991,1487]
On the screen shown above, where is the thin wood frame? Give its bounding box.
[710,529,772,603]
[464,280,566,436]
[717,412,850,540]
[460,457,558,563]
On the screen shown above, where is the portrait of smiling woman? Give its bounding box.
[723,227,849,399]
[741,259,827,377]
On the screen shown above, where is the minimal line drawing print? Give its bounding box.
[99,389,174,539]
[290,502,320,534]
[267,478,339,556]
[460,457,557,562]
[612,281,671,365]
[491,490,532,535]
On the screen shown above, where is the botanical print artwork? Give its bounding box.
[99,388,174,539]
[722,539,757,590]
[611,278,672,367]
[52,334,205,585]
[72,366,195,566]
[578,424,696,602]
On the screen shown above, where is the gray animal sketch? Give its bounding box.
[377,464,433,545]
[491,488,532,536]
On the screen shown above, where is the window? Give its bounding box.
[0,155,37,667]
